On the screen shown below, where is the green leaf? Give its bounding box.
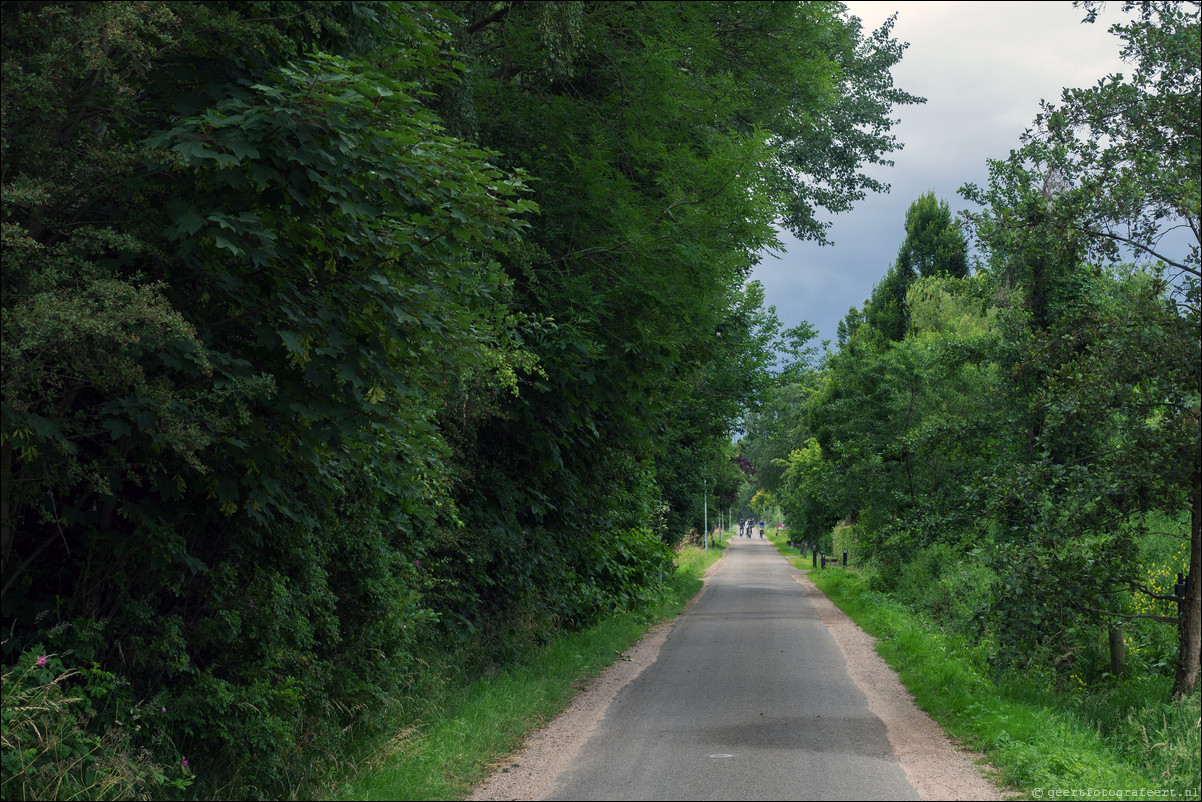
[103,418,132,440]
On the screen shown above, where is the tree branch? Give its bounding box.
[466,2,516,35]
[1128,581,1186,603]
[1081,605,1179,624]
[1073,222,1201,277]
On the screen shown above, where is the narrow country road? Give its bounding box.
[546,536,918,800]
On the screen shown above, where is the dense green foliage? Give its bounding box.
[742,1,1201,702]
[861,191,968,342]
[0,1,919,797]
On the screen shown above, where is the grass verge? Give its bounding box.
[326,541,725,801]
[798,559,1200,801]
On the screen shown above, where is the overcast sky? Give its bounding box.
[752,0,1131,348]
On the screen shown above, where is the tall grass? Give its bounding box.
[1,650,193,801]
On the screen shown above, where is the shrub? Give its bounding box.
[1,648,191,801]
[890,543,997,634]
[12,493,436,800]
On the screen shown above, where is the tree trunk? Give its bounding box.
[1172,466,1201,698]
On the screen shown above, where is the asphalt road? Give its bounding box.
[545,536,918,801]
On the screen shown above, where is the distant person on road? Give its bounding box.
[758,520,765,539]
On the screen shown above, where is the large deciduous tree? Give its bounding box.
[865,192,968,342]
[962,0,1200,696]
[432,0,921,623]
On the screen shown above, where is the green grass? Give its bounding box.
[324,542,725,801]
[799,561,1200,801]
[773,529,815,571]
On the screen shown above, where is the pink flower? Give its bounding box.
[182,758,189,769]
[36,655,47,667]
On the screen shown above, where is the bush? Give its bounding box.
[11,493,436,800]
[1,648,192,801]
[891,543,997,633]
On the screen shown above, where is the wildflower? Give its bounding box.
[182,758,190,769]
[161,706,167,713]
[36,654,47,667]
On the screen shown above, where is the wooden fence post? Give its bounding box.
[1109,625,1126,677]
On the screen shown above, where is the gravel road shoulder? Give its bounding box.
[468,556,1008,801]
[791,569,1008,800]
